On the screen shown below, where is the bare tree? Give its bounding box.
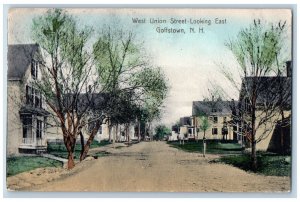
[30,9,169,169]
[31,9,105,169]
[222,19,291,170]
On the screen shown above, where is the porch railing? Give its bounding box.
[22,137,44,146]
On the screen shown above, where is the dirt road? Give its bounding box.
[8,141,290,192]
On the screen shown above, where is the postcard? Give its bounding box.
[6,7,293,193]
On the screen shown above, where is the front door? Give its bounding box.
[22,115,33,144]
[36,119,43,145]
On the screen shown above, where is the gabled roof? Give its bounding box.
[61,92,110,113]
[192,100,237,116]
[180,116,191,126]
[239,76,292,110]
[7,44,40,80]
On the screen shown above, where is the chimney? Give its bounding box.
[286,61,292,77]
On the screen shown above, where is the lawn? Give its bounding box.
[168,140,291,176]
[7,156,62,177]
[47,140,111,159]
[168,140,244,154]
[218,152,291,176]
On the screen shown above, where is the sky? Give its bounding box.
[7,8,292,126]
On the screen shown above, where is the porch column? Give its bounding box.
[33,115,37,145]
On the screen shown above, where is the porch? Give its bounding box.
[19,137,47,154]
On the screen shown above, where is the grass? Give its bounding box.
[168,140,244,154]
[47,140,111,159]
[7,156,62,177]
[218,152,291,176]
[168,140,291,176]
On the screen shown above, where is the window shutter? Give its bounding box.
[31,61,34,78]
[36,62,39,79]
[31,87,34,106]
[40,94,43,108]
[26,85,29,104]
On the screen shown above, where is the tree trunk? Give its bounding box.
[195,120,198,142]
[251,138,257,171]
[113,124,118,148]
[203,131,206,157]
[251,92,257,171]
[80,121,101,161]
[144,122,147,141]
[138,122,141,142]
[67,150,75,169]
[64,136,76,170]
[79,131,85,157]
[108,125,112,143]
[280,111,285,154]
[126,124,130,145]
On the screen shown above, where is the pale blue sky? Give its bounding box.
[8,8,292,126]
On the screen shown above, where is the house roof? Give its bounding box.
[179,116,191,126]
[7,44,40,80]
[192,100,237,116]
[239,76,292,109]
[20,105,50,117]
[61,92,110,113]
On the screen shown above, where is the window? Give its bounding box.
[35,90,41,108]
[25,85,42,108]
[211,108,217,112]
[212,128,218,135]
[98,125,102,134]
[244,98,251,112]
[22,115,32,138]
[26,85,33,105]
[223,117,227,123]
[36,120,43,139]
[31,60,39,80]
[222,126,228,135]
[213,116,218,124]
[233,125,237,131]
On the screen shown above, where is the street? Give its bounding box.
[9,141,290,192]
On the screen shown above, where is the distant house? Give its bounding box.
[37,88,137,144]
[179,116,195,140]
[192,99,237,141]
[238,61,292,152]
[7,44,49,155]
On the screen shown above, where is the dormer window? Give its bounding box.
[31,60,39,80]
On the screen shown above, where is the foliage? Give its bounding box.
[218,152,291,176]
[31,9,169,168]
[7,156,62,177]
[31,9,101,168]
[168,140,243,154]
[154,125,171,140]
[198,115,210,138]
[47,140,110,159]
[222,19,289,170]
[93,28,168,126]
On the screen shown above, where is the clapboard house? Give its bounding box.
[7,44,49,155]
[238,61,292,152]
